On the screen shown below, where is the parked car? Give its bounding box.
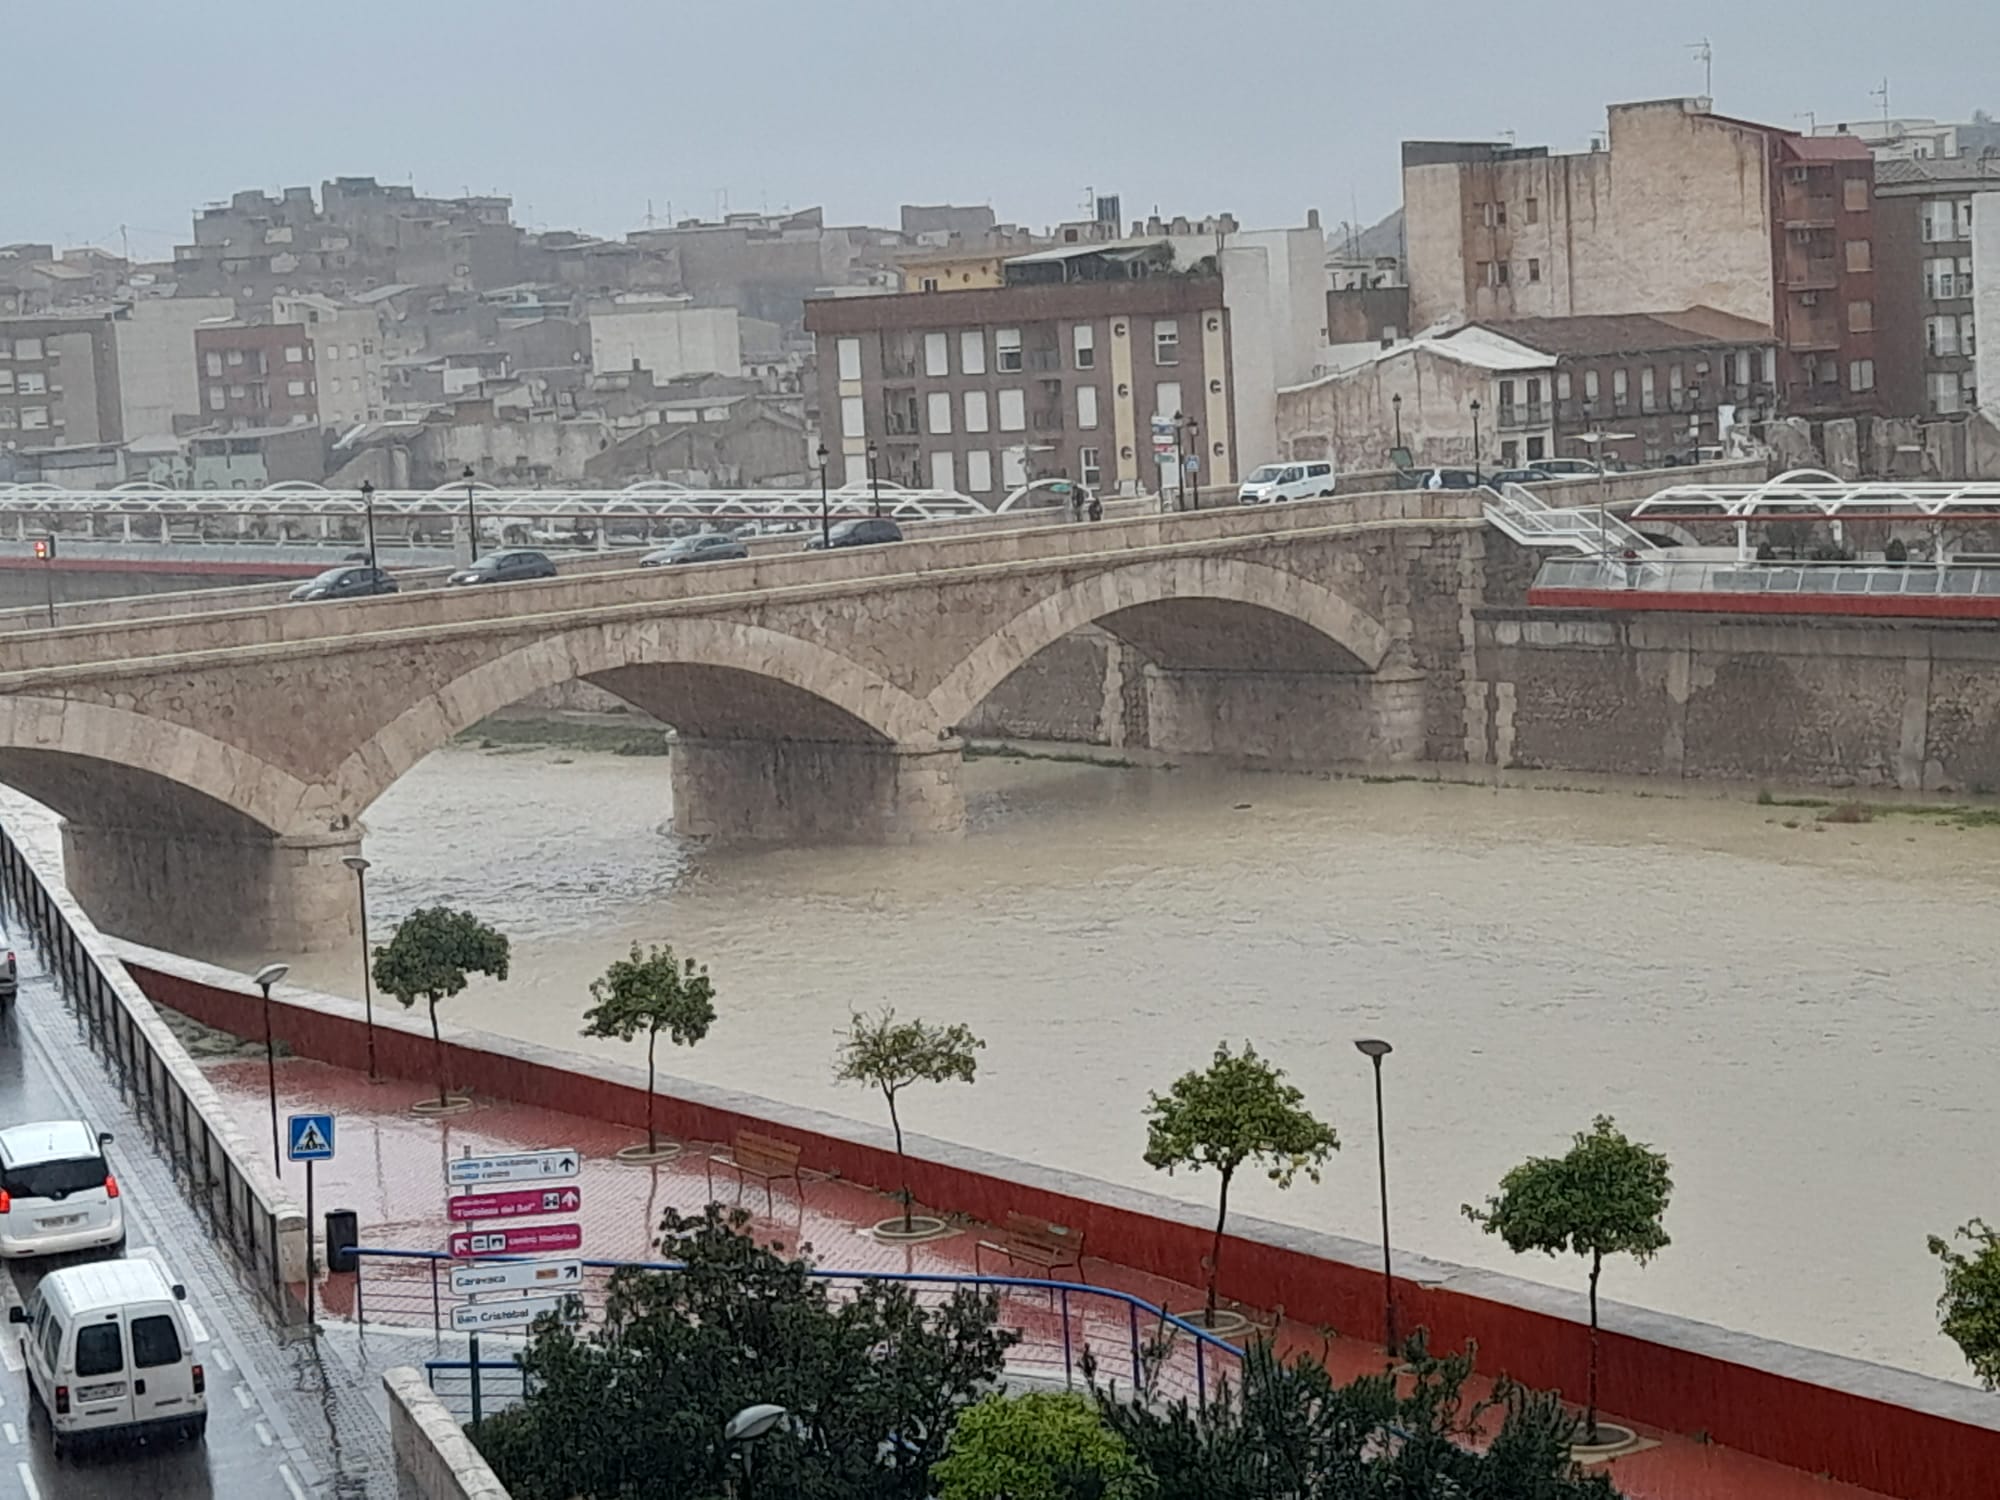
[1528,458,1602,478]
[0,937,15,1004]
[641,534,749,567]
[288,565,398,603]
[0,1120,123,1259]
[1397,466,1484,490]
[446,549,559,587]
[803,518,904,551]
[1487,468,1547,486]
[12,1257,205,1456]
[1237,461,1338,504]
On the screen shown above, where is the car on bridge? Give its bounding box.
[447,549,560,587]
[1529,458,1604,478]
[803,518,904,551]
[288,565,399,603]
[642,534,750,567]
[1488,468,1548,487]
[1397,467,1484,490]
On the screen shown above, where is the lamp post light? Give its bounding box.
[1353,1037,1397,1355]
[461,465,479,563]
[1391,391,1403,453]
[342,855,379,1081]
[867,441,882,518]
[816,442,830,548]
[1469,399,1483,485]
[358,480,378,569]
[255,962,290,1175]
[725,1403,791,1499]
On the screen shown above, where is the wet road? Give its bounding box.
[0,942,339,1497]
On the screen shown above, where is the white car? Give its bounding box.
[1237,461,1337,504]
[0,1121,124,1259]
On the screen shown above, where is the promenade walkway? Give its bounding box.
[195,1051,1890,1500]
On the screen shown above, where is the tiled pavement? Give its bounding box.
[200,1054,1895,1500]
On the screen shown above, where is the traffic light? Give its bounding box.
[31,537,52,561]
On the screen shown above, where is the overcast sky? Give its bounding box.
[11,0,1999,259]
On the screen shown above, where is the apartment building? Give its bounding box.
[1977,191,2000,420]
[194,322,318,429]
[806,256,1231,499]
[1403,97,1878,419]
[273,293,384,426]
[0,313,122,446]
[1873,158,2000,416]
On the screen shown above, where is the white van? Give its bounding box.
[1238,461,1337,504]
[12,1258,206,1456]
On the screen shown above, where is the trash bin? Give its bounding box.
[325,1208,360,1273]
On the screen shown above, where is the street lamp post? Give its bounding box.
[1171,413,1188,512]
[1353,1038,1397,1355]
[725,1403,791,1499]
[342,855,379,1081]
[1469,400,1483,484]
[461,465,479,563]
[867,441,881,518]
[359,480,378,569]
[255,962,290,1175]
[1391,392,1403,453]
[816,443,830,548]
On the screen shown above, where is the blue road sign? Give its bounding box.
[287,1113,335,1162]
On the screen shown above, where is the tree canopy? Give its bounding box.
[372,905,510,1107]
[1928,1218,2000,1389]
[581,943,717,1153]
[835,1008,983,1232]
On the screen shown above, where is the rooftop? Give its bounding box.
[1471,307,1774,357]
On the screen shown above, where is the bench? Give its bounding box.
[974,1213,1086,1286]
[701,1130,804,1216]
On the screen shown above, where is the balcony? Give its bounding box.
[1030,408,1065,433]
[1785,260,1838,292]
[883,410,920,437]
[1498,403,1546,430]
[1786,322,1841,354]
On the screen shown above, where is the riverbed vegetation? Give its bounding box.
[1754,789,2000,829]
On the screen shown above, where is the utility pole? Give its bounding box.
[1688,38,1713,99]
[1872,78,1891,130]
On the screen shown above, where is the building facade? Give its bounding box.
[1976,191,2000,421]
[0,312,123,447]
[1873,159,2000,416]
[806,272,1232,499]
[194,323,319,429]
[273,294,384,427]
[587,298,743,382]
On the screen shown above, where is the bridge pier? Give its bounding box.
[60,821,361,959]
[668,733,965,844]
[1139,666,1430,765]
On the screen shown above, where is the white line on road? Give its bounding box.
[0,1337,19,1375]
[279,1462,307,1500]
[2,1422,16,1445]
[233,1381,254,1411]
[210,1344,233,1372]
[255,1420,273,1447]
[16,1460,38,1500]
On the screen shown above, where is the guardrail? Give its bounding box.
[1534,554,2000,599]
[355,1245,1242,1411]
[0,819,305,1315]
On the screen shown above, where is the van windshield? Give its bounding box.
[4,1154,107,1200]
[1247,466,1285,483]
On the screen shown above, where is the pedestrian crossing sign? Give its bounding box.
[287,1113,336,1162]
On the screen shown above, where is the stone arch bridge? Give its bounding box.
[0,495,1507,953]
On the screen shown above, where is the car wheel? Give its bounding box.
[187,1414,208,1443]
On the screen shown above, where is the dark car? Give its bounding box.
[1397,466,1484,491]
[641,534,749,567]
[0,935,14,1005]
[446,549,559,587]
[288,565,398,603]
[804,518,904,551]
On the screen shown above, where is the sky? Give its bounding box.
[9,0,2000,260]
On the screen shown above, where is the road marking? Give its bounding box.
[279,1462,307,1500]
[2,1422,16,1445]
[233,1381,254,1410]
[210,1344,233,1372]
[0,1337,19,1375]
[256,1420,273,1447]
[16,1461,38,1500]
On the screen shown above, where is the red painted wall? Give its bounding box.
[130,960,2000,1499]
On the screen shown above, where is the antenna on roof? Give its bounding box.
[1797,111,1818,135]
[1689,38,1713,99]
[1871,77,1891,129]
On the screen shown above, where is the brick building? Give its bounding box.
[0,312,123,447]
[1872,157,2000,416]
[194,323,318,430]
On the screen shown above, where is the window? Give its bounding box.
[1583,369,1600,401]
[1480,260,1510,287]
[1763,348,1778,384]
[1079,446,1102,487]
[1556,371,1572,401]
[1527,436,1546,460]
[963,390,989,432]
[996,328,1023,372]
[14,338,41,360]
[1668,365,1684,405]
[1640,367,1656,412]
[1844,239,1871,273]
[0,409,14,428]
[207,386,225,410]
[1844,178,1868,213]
[1849,359,1876,392]
[1963,314,1978,355]
[205,352,223,377]
[74,1323,124,1378]
[927,391,952,435]
[1154,319,1179,365]
[1848,300,1874,333]
[924,332,950,377]
[16,371,44,396]
[959,330,986,375]
[919,277,939,292]
[930,450,955,491]
[0,371,10,394]
[347,343,360,359]
[18,406,47,430]
[1928,371,1965,414]
[1525,197,1540,225]
[1154,381,1182,421]
[226,348,244,366]
[1076,385,1099,430]
[0,338,10,359]
[1527,258,1541,283]
[843,454,867,487]
[324,343,339,361]
[1481,202,1508,228]
[1498,378,1516,414]
[131,1315,183,1370]
[1926,316,1960,357]
[966,450,993,493]
[1921,200,1960,243]
[841,394,865,437]
[284,345,305,363]
[836,338,862,381]
[287,379,308,397]
[997,389,1026,431]
[229,383,246,399]
[1001,446,1027,488]
[1525,376,1542,410]
[1612,368,1629,407]
[1073,323,1095,369]
[1734,350,1753,387]
[328,377,342,394]
[1501,440,1519,467]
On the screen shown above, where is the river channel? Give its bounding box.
[46,739,2000,1383]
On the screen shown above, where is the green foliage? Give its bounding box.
[1143,1042,1337,1318]
[932,1391,1144,1500]
[834,1009,983,1232]
[581,943,717,1153]
[477,1205,1018,1500]
[1928,1218,2000,1388]
[371,905,510,1107]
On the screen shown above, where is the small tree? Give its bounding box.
[372,906,510,1108]
[1928,1219,2000,1388]
[932,1390,1144,1500]
[835,1009,982,1234]
[1143,1042,1338,1325]
[1464,1114,1671,1443]
[581,943,716,1156]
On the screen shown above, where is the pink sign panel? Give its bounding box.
[449,1222,585,1259]
[448,1185,582,1222]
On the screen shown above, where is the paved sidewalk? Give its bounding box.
[199,1053,1892,1500]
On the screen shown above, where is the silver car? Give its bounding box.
[0,1122,124,1259]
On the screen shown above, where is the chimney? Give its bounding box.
[1306,208,1321,230]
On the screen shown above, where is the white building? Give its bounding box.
[110,296,236,440]
[1975,191,2000,421]
[1812,117,1960,162]
[587,297,742,381]
[273,293,384,428]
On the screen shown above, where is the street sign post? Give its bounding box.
[449,1259,584,1297]
[447,1185,582,1222]
[446,1150,580,1187]
[449,1223,584,1258]
[449,1294,573,1333]
[286,1115,336,1332]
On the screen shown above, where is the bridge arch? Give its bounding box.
[925,555,1395,732]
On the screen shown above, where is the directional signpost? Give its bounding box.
[449,1223,584,1258]
[450,1295,573,1333]
[287,1114,335,1333]
[448,1185,582,1222]
[446,1149,580,1187]
[449,1259,584,1297]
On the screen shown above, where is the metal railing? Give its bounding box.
[0,821,302,1318]
[355,1246,1242,1410]
[1535,554,2000,599]
[1484,482,1659,560]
